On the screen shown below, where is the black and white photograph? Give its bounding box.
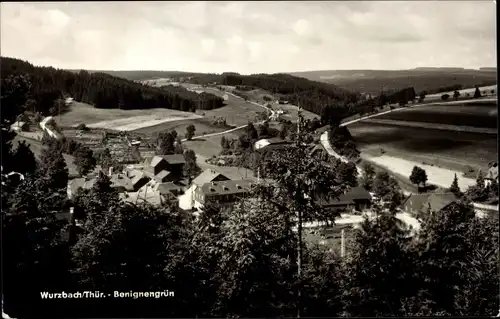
[1,1,498,317]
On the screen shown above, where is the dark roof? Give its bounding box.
[402,194,431,214]
[402,192,459,214]
[425,193,459,213]
[199,179,253,196]
[316,186,372,206]
[150,155,186,167]
[157,182,182,195]
[162,154,186,165]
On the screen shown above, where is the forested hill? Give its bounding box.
[290,69,497,95]
[185,72,361,115]
[66,70,199,81]
[0,57,224,116]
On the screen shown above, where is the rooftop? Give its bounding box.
[150,154,186,167]
[192,169,230,186]
[425,192,459,213]
[199,179,253,196]
[316,186,372,207]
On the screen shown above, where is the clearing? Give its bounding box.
[349,122,497,179]
[184,86,271,127]
[364,153,476,191]
[55,101,202,130]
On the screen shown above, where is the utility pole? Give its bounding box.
[295,87,303,318]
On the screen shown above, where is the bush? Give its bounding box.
[441,94,450,101]
[76,123,89,131]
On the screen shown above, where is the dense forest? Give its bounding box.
[67,70,199,82]
[184,72,361,115]
[0,57,224,117]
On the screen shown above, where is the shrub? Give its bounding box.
[76,123,89,131]
[441,94,450,101]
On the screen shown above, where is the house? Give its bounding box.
[178,169,232,211]
[401,192,459,218]
[67,177,96,200]
[132,180,182,205]
[193,179,253,209]
[316,186,372,213]
[254,137,291,151]
[485,163,498,187]
[145,154,186,179]
[67,172,138,200]
[192,169,231,187]
[110,173,135,193]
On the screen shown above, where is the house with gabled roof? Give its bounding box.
[192,169,231,186]
[316,186,372,213]
[145,154,186,180]
[193,179,253,209]
[401,192,459,219]
[179,169,231,210]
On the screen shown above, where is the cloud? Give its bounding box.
[0,1,496,73]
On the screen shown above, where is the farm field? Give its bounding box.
[54,101,202,129]
[231,88,319,121]
[425,84,497,101]
[188,87,271,127]
[131,117,228,137]
[349,122,497,177]
[365,153,477,191]
[371,101,498,129]
[183,128,246,159]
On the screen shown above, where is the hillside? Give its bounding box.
[1,57,224,116]
[66,70,198,81]
[183,73,361,115]
[290,69,497,95]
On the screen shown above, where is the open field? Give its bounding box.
[55,101,202,129]
[425,85,497,100]
[86,113,202,131]
[231,88,319,121]
[131,117,229,137]
[183,128,246,158]
[371,101,497,129]
[186,86,270,127]
[349,122,497,178]
[365,153,477,191]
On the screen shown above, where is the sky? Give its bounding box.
[0,1,496,74]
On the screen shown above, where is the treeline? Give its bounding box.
[311,73,497,96]
[68,70,198,82]
[0,57,224,116]
[187,72,361,115]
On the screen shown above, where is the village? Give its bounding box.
[10,95,498,255]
